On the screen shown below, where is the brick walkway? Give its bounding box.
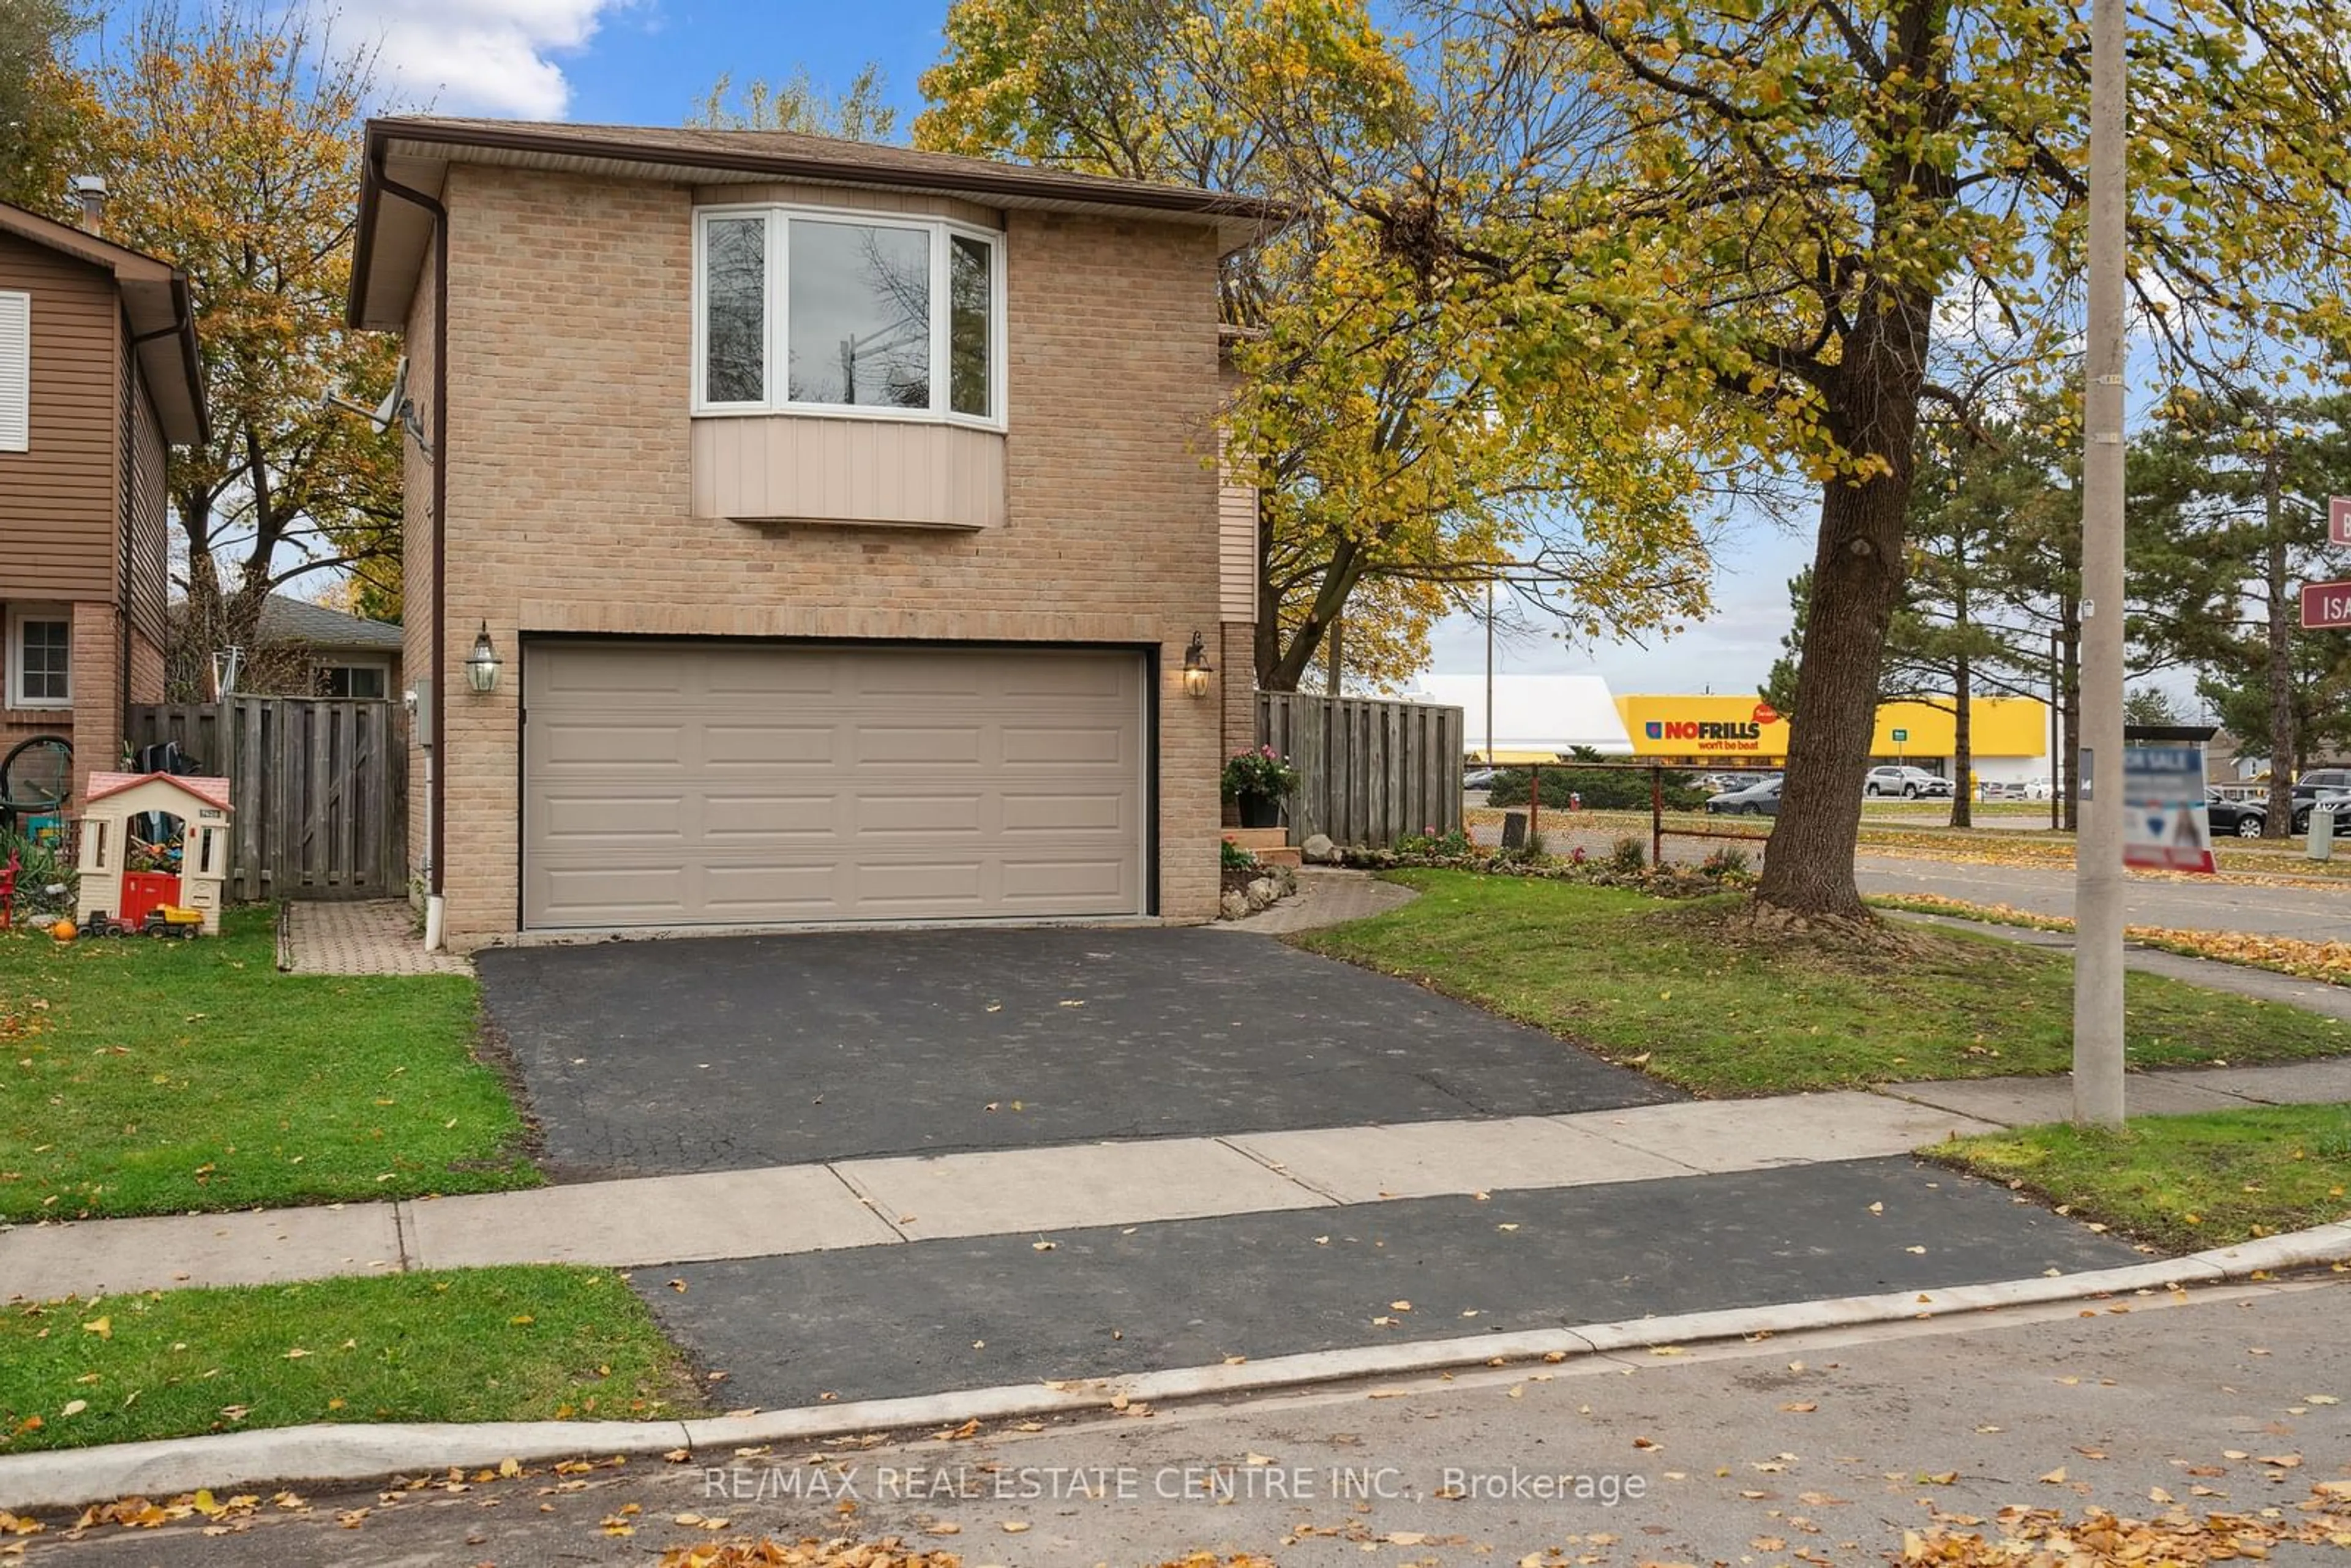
[280,899,471,977]
[1219,866,1420,934]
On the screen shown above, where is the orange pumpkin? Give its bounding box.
[49,918,76,943]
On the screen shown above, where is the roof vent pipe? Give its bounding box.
[68,173,107,233]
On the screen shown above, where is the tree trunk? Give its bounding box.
[1754,303,1931,919]
[2263,445,2295,838]
[1951,647,1973,828]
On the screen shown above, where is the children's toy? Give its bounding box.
[75,772,234,937]
[142,906,202,939]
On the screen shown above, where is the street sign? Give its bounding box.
[1891,728,1908,743]
[2331,495,2351,546]
[2301,580,2351,629]
[2123,745,2214,873]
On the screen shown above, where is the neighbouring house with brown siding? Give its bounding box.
[347,118,1277,950]
[0,198,204,808]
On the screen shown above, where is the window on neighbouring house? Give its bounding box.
[7,606,69,708]
[0,290,28,452]
[318,663,389,700]
[694,206,1002,426]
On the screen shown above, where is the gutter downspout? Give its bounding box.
[369,156,449,939]
[126,308,193,755]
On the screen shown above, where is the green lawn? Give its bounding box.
[0,907,536,1220]
[0,1267,701,1454]
[1295,871,2351,1095]
[1931,1105,2351,1249]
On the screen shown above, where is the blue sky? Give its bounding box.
[327,0,1819,694]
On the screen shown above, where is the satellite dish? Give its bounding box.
[370,357,410,432]
[321,356,432,461]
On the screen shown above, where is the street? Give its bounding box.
[22,1272,2349,1566]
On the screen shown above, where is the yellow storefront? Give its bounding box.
[1613,695,2049,782]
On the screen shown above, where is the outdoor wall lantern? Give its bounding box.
[465,623,503,694]
[1182,630,1214,698]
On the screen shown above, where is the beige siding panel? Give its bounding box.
[691,415,1008,528]
[1218,481,1257,621]
[0,233,119,601]
[521,640,1146,929]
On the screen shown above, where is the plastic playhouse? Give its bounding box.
[74,771,234,937]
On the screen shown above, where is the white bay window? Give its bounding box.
[694,204,1003,427]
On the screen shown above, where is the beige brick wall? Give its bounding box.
[427,164,1227,945]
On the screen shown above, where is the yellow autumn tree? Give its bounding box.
[91,2,402,691]
[917,0,1716,691]
[0,0,97,215]
[1354,0,2351,918]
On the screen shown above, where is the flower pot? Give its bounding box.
[1237,795,1283,830]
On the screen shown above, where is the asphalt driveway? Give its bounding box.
[474,926,1678,1180]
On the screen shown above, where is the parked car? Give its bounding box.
[2292,769,2351,808]
[1463,768,1499,791]
[1704,775,1783,816]
[1863,765,1952,798]
[2211,786,2349,837]
[2203,788,2270,839]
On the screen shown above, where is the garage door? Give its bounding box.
[522,641,1149,929]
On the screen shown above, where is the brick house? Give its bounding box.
[346,119,1273,948]
[0,195,204,806]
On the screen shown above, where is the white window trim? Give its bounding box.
[0,290,28,454]
[7,604,72,710]
[691,201,1007,432]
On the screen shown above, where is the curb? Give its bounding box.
[4,1220,2346,1512]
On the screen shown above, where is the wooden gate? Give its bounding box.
[1257,691,1464,848]
[124,699,408,901]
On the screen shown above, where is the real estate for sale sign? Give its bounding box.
[2122,744,2215,873]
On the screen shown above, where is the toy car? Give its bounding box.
[141,906,203,939]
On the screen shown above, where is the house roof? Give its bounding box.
[1408,673,1636,757]
[350,117,1290,331]
[85,771,235,812]
[258,593,403,653]
[0,199,207,445]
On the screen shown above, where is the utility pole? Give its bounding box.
[2072,0,2128,1130]
[2262,424,2295,833]
[1485,577,1496,765]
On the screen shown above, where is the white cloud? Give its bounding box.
[334,0,628,118]
[1422,520,1810,696]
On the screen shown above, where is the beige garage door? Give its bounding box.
[522,641,1149,929]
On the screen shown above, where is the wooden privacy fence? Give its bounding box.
[1257,691,1464,848]
[124,699,408,901]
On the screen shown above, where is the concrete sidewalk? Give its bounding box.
[6,1059,2344,1305]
